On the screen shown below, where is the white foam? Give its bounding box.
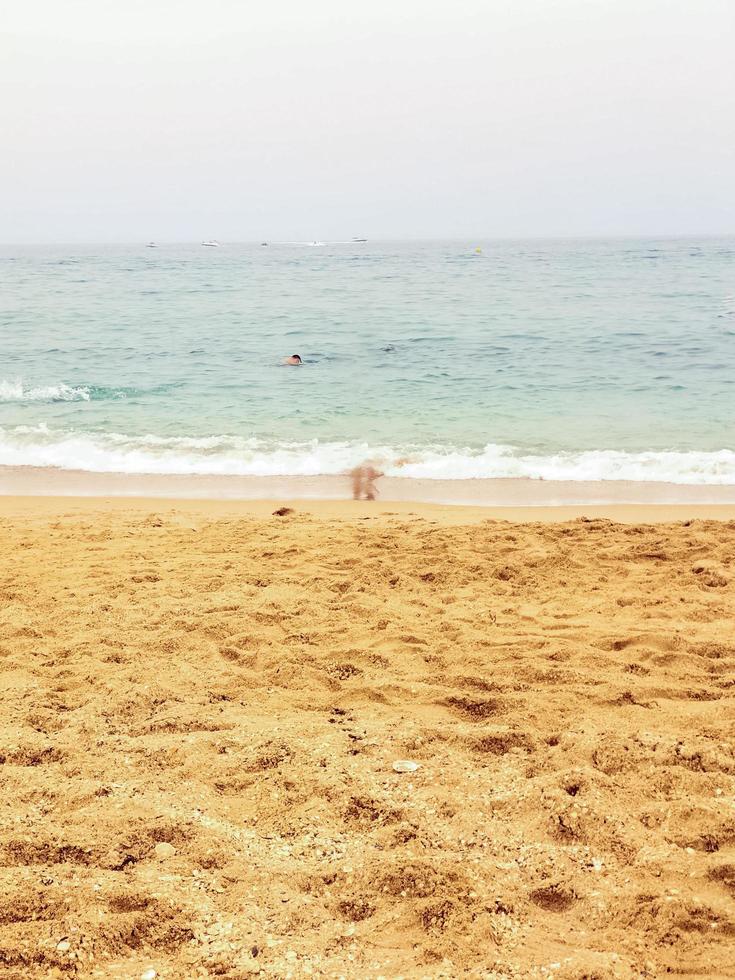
[0,379,91,402]
[0,425,734,484]
[389,445,735,483]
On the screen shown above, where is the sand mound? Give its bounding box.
[0,506,734,978]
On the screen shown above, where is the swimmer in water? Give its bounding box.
[284,354,302,365]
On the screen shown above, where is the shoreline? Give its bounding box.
[3,464,735,507]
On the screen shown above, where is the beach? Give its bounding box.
[5,0,735,972]
[3,234,735,978]
[1,496,734,978]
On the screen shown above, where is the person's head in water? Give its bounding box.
[284,354,302,365]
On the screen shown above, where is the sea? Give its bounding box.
[1,238,734,489]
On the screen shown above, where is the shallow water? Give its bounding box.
[1,238,734,482]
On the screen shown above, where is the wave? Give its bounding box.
[0,425,734,484]
[0,380,91,402]
[0,379,177,403]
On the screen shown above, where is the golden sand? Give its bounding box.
[1,498,734,979]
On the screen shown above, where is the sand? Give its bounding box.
[5,465,735,506]
[1,497,734,979]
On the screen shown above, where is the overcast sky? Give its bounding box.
[2,0,734,242]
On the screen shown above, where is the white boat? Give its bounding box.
[311,238,367,245]
[201,240,221,247]
[146,242,158,248]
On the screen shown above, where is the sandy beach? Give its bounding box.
[6,0,735,976]
[1,497,734,978]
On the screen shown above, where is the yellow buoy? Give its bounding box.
[474,246,482,254]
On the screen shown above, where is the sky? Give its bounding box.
[2,0,734,242]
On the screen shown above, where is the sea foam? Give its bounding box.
[1,425,734,484]
[0,380,91,402]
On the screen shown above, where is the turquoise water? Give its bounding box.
[1,238,734,482]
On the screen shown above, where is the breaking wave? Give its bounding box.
[0,425,734,484]
[0,380,91,402]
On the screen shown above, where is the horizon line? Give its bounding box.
[2,233,735,246]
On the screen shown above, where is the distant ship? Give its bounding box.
[201,240,221,247]
[146,242,158,248]
[352,237,368,243]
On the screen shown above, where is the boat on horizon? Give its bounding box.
[145,242,158,248]
[201,240,221,247]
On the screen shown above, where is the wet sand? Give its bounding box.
[3,464,735,506]
[1,498,734,978]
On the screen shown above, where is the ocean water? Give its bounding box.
[1,238,734,484]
